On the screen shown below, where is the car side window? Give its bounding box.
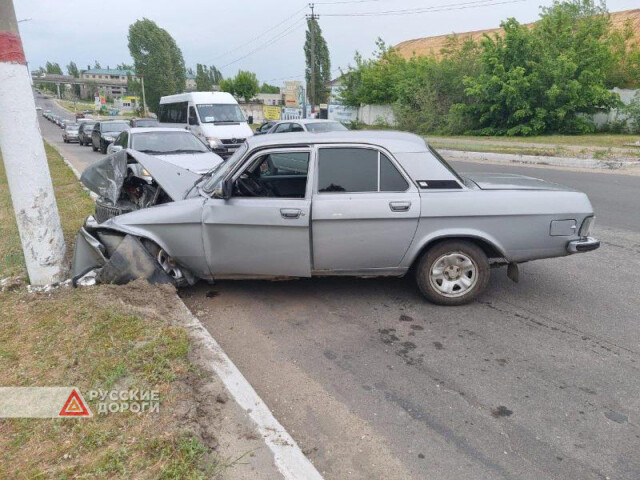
[115,132,128,147]
[380,153,409,192]
[188,106,199,125]
[317,148,409,193]
[234,151,310,198]
[318,148,378,193]
[290,123,304,132]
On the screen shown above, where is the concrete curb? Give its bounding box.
[440,148,640,171]
[174,297,325,480]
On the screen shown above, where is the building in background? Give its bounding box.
[80,68,137,100]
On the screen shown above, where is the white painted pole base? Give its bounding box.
[0,62,66,285]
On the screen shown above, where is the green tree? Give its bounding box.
[116,63,134,71]
[232,70,259,102]
[93,60,102,69]
[219,77,235,95]
[458,0,620,135]
[304,17,331,105]
[45,61,62,74]
[66,61,82,97]
[195,63,213,91]
[128,18,186,113]
[209,65,223,85]
[260,83,280,94]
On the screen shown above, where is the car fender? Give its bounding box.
[401,227,509,268]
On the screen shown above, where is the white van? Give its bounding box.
[158,92,253,158]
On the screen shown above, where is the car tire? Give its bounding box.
[142,240,189,287]
[415,240,489,306]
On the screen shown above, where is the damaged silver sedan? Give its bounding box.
[73,131,599,305]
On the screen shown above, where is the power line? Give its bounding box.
[212,6,307,61]
[219,18,307,70]
[320,0,527,16]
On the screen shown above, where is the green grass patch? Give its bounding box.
[426,133,640,149]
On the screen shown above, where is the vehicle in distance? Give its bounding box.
[62,123,79,143]
[266,119,348,134]
[72,131,599,305]
[254,120,276,135]
[91,121,129,153]
[158,92,253,158]
[78,122,96,146]
[129,118,160,128]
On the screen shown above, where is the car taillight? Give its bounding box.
[579,216,594,237]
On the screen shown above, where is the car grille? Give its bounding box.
[221,138,245,145]
[95,200,134,223]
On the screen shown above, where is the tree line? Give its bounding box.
[340,0,640,136]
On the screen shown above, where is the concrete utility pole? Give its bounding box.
[0,0,66,285]
[308,3,317,110]
[140,75,147,117]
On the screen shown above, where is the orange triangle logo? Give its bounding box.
[59,389,92,417]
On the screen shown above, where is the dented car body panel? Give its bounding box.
[73,131,599,288]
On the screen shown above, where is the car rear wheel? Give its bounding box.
[415,240,489,306]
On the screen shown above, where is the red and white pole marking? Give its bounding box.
[0,0,66,285]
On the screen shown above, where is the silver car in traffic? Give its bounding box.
[72,131,598,305]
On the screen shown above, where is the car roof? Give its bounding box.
[99,120,129,124]
[128,127,191,134]
[246,130,429,153]
[275,119,340,125]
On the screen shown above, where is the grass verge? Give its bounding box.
[0,282,223,479]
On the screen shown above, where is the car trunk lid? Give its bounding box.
[462,172,573,191]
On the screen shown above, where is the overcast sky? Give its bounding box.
[14,0,639,85]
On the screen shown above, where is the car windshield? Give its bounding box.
[203,143,249,192]
[66,125,78,131]
[306,122,348,133]
[196,104,245,123]
[131,131,209,154]
[103,123,129,133]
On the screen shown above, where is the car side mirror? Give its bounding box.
[112,145,123,153]
[247,115,253,124]
[221,178,233,199]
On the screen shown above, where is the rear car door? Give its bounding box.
[202,147,313,277]
[311,146,420,271]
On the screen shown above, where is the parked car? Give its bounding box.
[265,119,348,134]
[42,109,51,118]
[129,118,159,128]
[72,131,599,304]
[49,114,59,124]
[78,122,96,146]
[62,123,80,143]
[106,127,223,174]
[254,120,276,135]
[91,121,129,153]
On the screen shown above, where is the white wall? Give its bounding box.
[357,104,396,126]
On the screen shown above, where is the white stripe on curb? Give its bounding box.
[175,298,325,480]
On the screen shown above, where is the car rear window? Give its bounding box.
[380,153,409,191]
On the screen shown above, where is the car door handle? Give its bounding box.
[280,208,302,219]
[389,201,411,212]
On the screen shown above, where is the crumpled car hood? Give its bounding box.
[80,149,204,204]
[463,172,573,191]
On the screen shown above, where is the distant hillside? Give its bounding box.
[394,8,640,59]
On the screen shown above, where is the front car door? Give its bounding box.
[311,145,421,272]
[202,147,313,277]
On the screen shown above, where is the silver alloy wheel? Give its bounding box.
[157,249,184,281]
[429,252,478,298]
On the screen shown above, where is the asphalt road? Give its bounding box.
[38,96,640,480]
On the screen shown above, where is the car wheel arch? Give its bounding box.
[408,233,508,271]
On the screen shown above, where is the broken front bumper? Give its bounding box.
[71,218,176,287]
[567,237,600,254]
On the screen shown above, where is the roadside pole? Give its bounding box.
[140,75,147,117]
[0,0,66,285]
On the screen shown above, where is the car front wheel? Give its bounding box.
[415,240,489,306]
